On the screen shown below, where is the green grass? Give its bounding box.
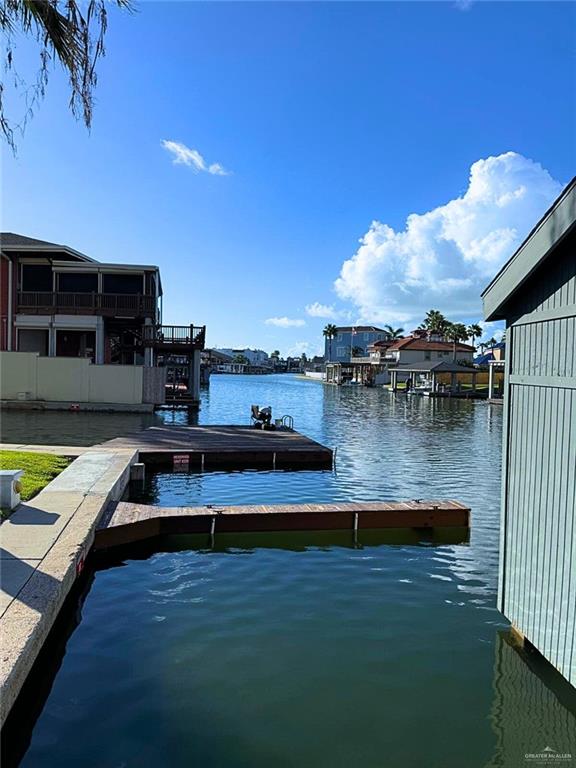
[0,451,70,502]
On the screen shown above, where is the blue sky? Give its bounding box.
[2,1,575,356]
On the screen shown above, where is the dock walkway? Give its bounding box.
[95,499,470,549]
[100,425,333,468]
[1,425,334,470]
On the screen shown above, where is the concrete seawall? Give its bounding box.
[0,449,136,725]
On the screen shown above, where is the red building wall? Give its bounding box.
[0,256,16,350]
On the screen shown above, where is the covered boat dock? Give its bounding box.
[390,360,484,397]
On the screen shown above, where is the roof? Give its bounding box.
[52,260,160,272]
[334,326,387,333]
[482,177,576,321]
[1,233,163,293]
[368,339,393,348]
[1,232,95,262]
[474,352,494,365]
[387,337,475,353]
[394,360,477,373]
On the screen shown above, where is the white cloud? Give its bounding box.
[287,341,324,358]
[161,140,230,176]
[305,302,339,319]
[478,320,505,345]
[265,316,306,328]
[334,152,563,325]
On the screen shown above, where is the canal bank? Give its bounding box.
[0,449,137,723]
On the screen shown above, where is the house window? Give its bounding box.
[56,330,96,362]
[58,272,98,293]
[425,351,431,360]
[336,333,343,341]
[364,332,370,341]
[336,346,347,357]
[102,273,143,295]
[18,329,49,355]
[21,264,53,292]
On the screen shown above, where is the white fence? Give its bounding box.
[0,351,164,405]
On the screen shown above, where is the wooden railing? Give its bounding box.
[17,292,157,317]
[142,324,206,350]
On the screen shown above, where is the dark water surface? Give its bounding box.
[4,375,576,767]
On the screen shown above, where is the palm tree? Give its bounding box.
[383,324,405,340]
[421,309,449,336]
[1,0,131,151]
[466,323,483,350]
[445,323,468,361]
[323,324,338,361]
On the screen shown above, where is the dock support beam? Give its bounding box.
[130,463,146,482]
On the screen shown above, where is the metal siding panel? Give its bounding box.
[497,324,514,612]
[547,388,566,671]
[560,391,576,685]
[554,388,571,672]
[501,245,576,685]
[504,379,576,683]
[527,385,543,645]
[542,387,560,662]
[503,381,519,619]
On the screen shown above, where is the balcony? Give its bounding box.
[17,291,157,318]
[142,324,206,352]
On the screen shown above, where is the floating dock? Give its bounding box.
[95,499,470,550]
[100,424,333,468]
[0,424,468,729]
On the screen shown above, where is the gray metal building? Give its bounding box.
[482,178,576,687]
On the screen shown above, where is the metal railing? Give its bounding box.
[17,291,157,317]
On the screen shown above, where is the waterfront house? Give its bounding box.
[326,330,475,386]
[216,348,271,367]
[0,233,162,364]
[482,177,576,687]
[385,330,475,365]
[0,233,205,407]
[324,326,389,363]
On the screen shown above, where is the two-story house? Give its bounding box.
[327,329,475,386]
[1,233,206,407]
[1,233,162,365]
[325,326,389,362]
[384,331,475,365]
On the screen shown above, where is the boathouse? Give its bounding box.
[482,178,576,687]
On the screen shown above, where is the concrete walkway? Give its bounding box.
[0,448,136,725]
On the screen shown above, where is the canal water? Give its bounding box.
[3,375,576,767]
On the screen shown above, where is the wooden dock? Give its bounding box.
[99,425,333,469]
[94,499,470,549]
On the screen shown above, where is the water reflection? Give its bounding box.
[486,632,576,767]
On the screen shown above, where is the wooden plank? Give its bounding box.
[97,425,333,468]
[94,499,470,549]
